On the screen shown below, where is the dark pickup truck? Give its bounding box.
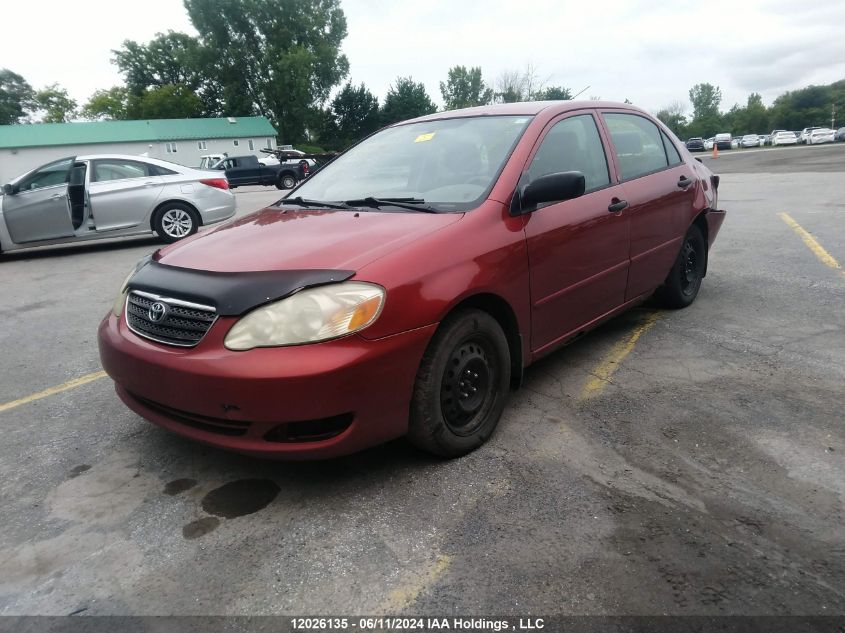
[212,155,306,190]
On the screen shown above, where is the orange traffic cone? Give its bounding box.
[712,143,719,159]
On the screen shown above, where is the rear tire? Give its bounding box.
[655,224,706,309]
[276,173,297,190]
[408,309,510,458]
[154,202,199,244]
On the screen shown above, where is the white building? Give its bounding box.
[0,116,278,182]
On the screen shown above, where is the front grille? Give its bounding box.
[126,291,217,347]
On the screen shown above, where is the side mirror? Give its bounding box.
[511,171,586,215]
[3,183,17,195]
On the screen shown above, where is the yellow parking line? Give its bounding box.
[580,312,662,400]
[381,554,451,612]
[779,212,845,277]
[0,371,107,413]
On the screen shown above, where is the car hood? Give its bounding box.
[156,206,464,272]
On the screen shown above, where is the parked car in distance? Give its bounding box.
[799,127,821,144]
[715,133,733,150]
[771,131,798,146]
[807,128,835,145]
[836,127,845,142]
[685,137,705,152]
[259,148,317,169]
[212,154,307,189]
[704,137,715,150]
[730,137,740,149]
[199,154,227,170]
[740,134,760,148]
[99,100,726,460]
[757,135,767,146]
[1,154,235,252]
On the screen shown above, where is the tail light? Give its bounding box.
[199,178,229,190]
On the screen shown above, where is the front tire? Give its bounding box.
[408,309,511,458]
[154,202,199,244]
[656,224,706,309]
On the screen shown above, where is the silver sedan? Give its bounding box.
[0,154,236,253]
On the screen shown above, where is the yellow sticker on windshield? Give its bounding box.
[414,132,436,143]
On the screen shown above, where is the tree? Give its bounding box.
[380,76,437,125]
[135,84,205,119]
[184,0,350,143]
[495,63,551,103]
[81,86,132,120]
[440,66,493,110]
[323,82,380,149]
[0,69,35,125]
[656,101,688,137]
[534,86,572,101]
[113,31,222,117]
[33,83,77,123]
[687,83,722,137]
[689,83,722,120]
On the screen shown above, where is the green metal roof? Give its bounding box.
[0,116,277,149]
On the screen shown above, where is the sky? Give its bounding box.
[3,0,845,117]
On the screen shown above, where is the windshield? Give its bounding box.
[292,115,533,212]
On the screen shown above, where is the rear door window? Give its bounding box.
[661,131,683,166]
[603,113,670,181]
[92,159,156,182]
[528,114,610,193]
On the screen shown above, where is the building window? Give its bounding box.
[248,139,255,151]
[266,138,274,149]
[233,139,240,147]
[198,141,207,150]
[165,142,178,154]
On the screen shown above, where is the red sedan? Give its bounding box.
[99,101,725,459]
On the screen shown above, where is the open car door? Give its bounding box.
[2,157,75,243]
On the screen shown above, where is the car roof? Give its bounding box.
[396,100,651,125]
[75,153,191,170]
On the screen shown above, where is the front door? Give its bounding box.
[2,157,75,243]
[523,112,630,355]
[88,158,165,232]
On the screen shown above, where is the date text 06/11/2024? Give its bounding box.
[290,617,546,631]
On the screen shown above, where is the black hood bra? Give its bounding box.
[128,259,355,316]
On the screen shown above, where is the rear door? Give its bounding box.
[523,111,630,354]
[2,157,75,243]
[600,111,696,300]
[88,158,164,232]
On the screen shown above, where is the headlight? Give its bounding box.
[111,269,136,316]
[224,282,385,350]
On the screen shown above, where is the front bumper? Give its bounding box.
[98,312,436,459]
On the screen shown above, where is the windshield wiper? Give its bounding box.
[279,196,358,210]
[344,197,439,214]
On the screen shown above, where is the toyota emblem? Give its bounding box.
[148,301,168,323]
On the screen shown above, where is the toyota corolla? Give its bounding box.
[99,101,725,459]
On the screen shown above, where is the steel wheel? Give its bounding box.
[408,309,511,457]
[656,224,706,309]
[440,337,496,436]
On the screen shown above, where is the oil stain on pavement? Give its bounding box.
[163,478,198,496]
[200,479,281,519]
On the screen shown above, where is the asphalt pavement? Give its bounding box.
[0,147,843,618]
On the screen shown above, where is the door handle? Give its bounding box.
[143,181,158,187]
[608,199,628,213]
[49,193,64,199]
[678,176,694,188]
